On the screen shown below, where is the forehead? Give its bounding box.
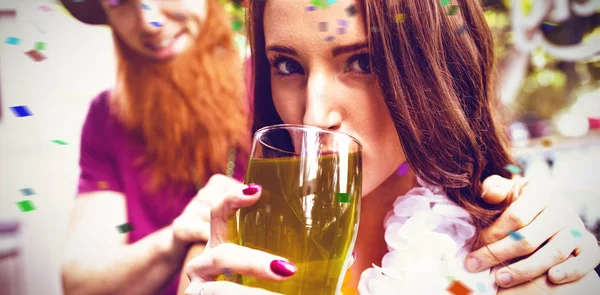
[263,0,366,52]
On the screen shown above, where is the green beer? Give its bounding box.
[230,153,361,295]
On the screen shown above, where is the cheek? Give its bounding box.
[271,80,304,124]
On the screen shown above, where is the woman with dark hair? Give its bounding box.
[180,0,600,294]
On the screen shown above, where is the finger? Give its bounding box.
[186,243,296,282]
[186,280,283,295]
[173,217,211,242]
[477,178,550,245]
[481,175,514,205]
[549,229,600,284]
[493,224,580,287]
[209,183,262,246]
[467,202,565,272]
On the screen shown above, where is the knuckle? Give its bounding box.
[551,248,571,263]
[519,239,537,253]
[506,208,527,228]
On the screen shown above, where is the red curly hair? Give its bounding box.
[111,0,250,194]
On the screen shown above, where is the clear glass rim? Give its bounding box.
[254,124,363,154]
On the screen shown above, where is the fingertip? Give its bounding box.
[481,175,512,205]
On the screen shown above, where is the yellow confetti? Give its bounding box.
[97,181,109,189]
[394,13,406,23]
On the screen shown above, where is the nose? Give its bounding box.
[303,72,342,131]
[137,1,166,35]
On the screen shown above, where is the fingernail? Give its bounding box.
[352,251,358,262]
[553,269,566,282]
[242,184,261,196]
[466,257,480,272]
[498,272,513,286]
[270,260,297,277]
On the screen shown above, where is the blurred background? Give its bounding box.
[0,0,598,294]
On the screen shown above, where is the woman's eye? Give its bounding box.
[273,57,304,76]
[346,54,371,73]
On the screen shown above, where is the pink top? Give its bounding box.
[357,178,498,295]
[77,90,246,295]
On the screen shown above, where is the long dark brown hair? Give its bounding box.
[247,0,516,246]
[112,0,250,194]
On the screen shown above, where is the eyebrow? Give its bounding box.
[265,42,368,58]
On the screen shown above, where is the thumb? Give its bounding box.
[481,174,515,205]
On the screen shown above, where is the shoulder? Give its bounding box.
[86,89,112,119]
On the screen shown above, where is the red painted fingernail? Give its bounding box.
[242,184,261,196]
[352,251,358,262]
[270,260,297,277]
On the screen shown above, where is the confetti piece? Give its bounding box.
[327,0,337,4]
[543,21,557,26]
[324,35,335,42]
[345,4,357,17]
[52,140,68,145]
[448,5,460,15]
[5,37,20,45]
[109,0,120,7]
[20,188,35,196]
[571,229,582,238]
[149,21,162,27]
[447,280,472,295]
[396,163,410,176]
[446,276,456,283]
[306,6,317,11]
[475,282,487,293]
[38,5,53,12]
[319,22,328,32]
[97,181,109,189]
[504,164,522,174]
[16,200,36,212]
[508,231,524,241]
[394,13,406,23]
[10,106,32,117]
[223,268,233,276]
[232,20,243,31]
[140,3,151,10]
[338,19,348,27]
[337,192,351,203]
[25,50,46,62]
[34,42,46,51]
[311,0,328,9]
[457,25,468,34]
[441,0,451,6]
[540,138,552,147]
[337,27,346,35]
[116,222,134,233]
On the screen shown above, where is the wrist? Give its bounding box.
[157,225,189,264]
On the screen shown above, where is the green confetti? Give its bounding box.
[446,276,456,283]
[232,20,243,31]
[34,41,46,51]
[504,164,522,174]
[310,0,329,9]
[116,222,134,233]
[440,0,451,6]
[571,229,582,238]
[52,140,68,145]
[448,5,459,15]
[337,192,351,203]
[16,200,36,212]
[543,21,558,26]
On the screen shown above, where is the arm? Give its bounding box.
[176,243,207,295]
[61,191,188,295]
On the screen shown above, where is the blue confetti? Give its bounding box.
[324,35,335,42]
[5,36,20,45]
[10,106,32,117]
[571,229,582,238]
[140,3,151,10]
[508,231,524,241]
[338,19,348,27]
[223,268,233,276]
[457,25,468,34]
[149,21,162,27]
[306,6,317,11]
[20,188,36,196]
[504,164,522,174]
[476,281,487,293]
[327,0,337,5]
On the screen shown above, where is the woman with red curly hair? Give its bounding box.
[60,0,249,294]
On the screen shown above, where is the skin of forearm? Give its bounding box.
[62,225,188,295]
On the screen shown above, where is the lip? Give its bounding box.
[143,30,186,60]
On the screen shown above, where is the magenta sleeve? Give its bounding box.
[76,92,123,195]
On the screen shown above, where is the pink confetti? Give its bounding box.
[38,5,52,12]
